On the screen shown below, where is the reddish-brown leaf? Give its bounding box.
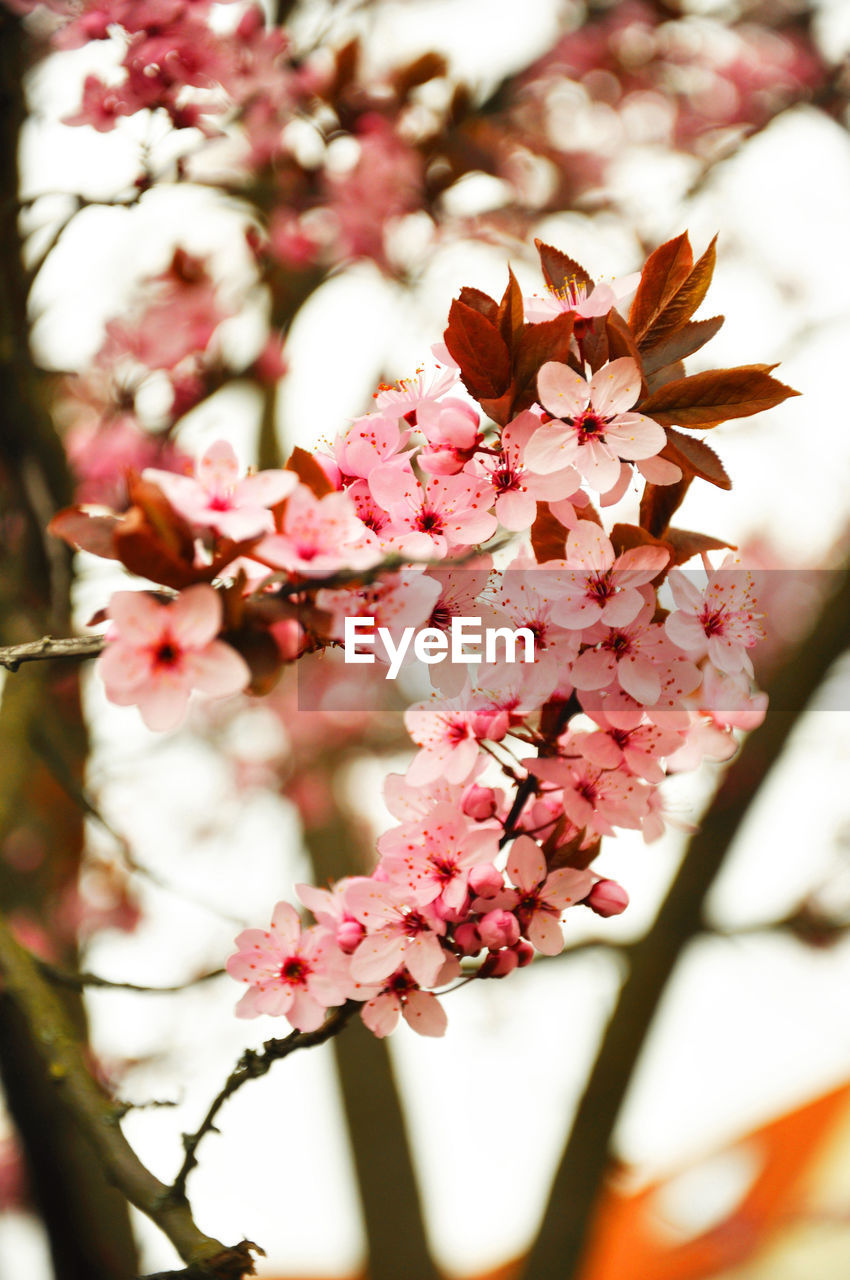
[638,365,799,427]
[127,474,196,560]
[531,503,567,563]
[457,286,498,323]
[665,527,734,566]
[639,235,718,351]
[534,239,593,294]
[113,507,208,589]
[444,298,511,400]
[511,312,575,413]
[640,315,724,376]
[391,52,448,98]
[286,445,334,497]
[629,232,693,341]
[579,314,609,373]
[48,508,121,559]
[609,522,669,560]
[640,475,693,539]
[645,359,686,394]
[497,267,524,348]
[662,428,731,489]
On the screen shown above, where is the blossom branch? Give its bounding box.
[0,911,258,1276]
[0,633,104,671]
[167,1000,360,1204]
[37,958,226,995]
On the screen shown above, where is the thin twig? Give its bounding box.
[0,633,104,671]
[37,958,226,995]
[168,1001,360,1203]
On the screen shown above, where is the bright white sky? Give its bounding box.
[4,1,850,1276]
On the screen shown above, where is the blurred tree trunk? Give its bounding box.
[0,12,138,1277]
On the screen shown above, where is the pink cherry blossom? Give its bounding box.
[570,594,680,706]
[404,692,484,786]
[97,585,250,731]
[481,836,593,955]
[473,410,581,530]
[360,970,448,1038]
[226,902,347,1030]
[665,558,764,675]
[255,486,381,576]
[378,803,500,913]
[526,358,666,493]
[368,467,497,560]
[524,272,640,324]
[529,757,649,838]
[417,398,481,475]
[542,520,669,630]
[144,440,296,541]
[345,882,447,987]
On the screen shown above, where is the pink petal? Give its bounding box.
[637,455,682,484]
[136,682,191,732]
[575,440,620,493]
[618,654,661,704]
[495,488,536,532]
[604,413,667,461]
[565,521,614,572]
[107,591,167,643]
[350,932,405,984]
[524,423,578,474]
[588,358,640,416]
[537,362,589,419]
[185,640,250,697]
[198,440,240,493]
[169,585,222,648]
[236,469,298,508]
[362,993,400,1037]
[665,611,706,652]
[97,640,150,693]
[287,991,325,1032]
[570,648,617,691]
[402,990,447,1037]
[404,932,446,987]
[507,835,546,892]
[543,867,594,910]
[270,902,301,949]
[527,911,564,955]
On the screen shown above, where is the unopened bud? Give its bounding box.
[585,879,629,918]
[462,784,498,821]
[515,940,535,967]
[468,863,503,899]
[453,923,482,955]
[479,948,519,979]
[478,909,520,950]
[336,919,365,953]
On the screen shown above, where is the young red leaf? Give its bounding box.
[638,236,718,351]
[457,286,499,323]
[640,475,693,539]
[444,298,511,400]
[531,503,567,563]
[629,232,693,341]
[497,267,524,348]
[534,239,593,294]
[48,508,121,559]
[638,365,800,427]
[665,527,734,566]
[286,446,334,497]
[661,428,731,490]
[640,315,724,376]
[511,311,575,412]
[609,522,669,561]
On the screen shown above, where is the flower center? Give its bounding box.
[700,606,727,636]
[492,465,520,493]
[416,508,444,534]
[572,409,607,445]
[153,638,180,669]
[280,956,310,984]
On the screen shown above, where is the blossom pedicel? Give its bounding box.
[50,233,798,1037]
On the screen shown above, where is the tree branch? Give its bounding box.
[0,912,259,1277]
[0,632,104,671]
[167,1000,360,1203]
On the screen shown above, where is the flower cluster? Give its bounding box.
[50,234,794,1036]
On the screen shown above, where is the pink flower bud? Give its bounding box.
[336,919,365,953]
[478,909,520,950]
[468,863,503,899]
[269,619,304,662]
[515,940,535,968]
[586,879,629,918]
[462,784,498,821]
[479,948,519,979]
[454,923,482,955]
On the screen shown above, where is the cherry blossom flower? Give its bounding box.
[404,692,485,786]
[226,902,348,1031]
[481,836,593,955]
[144,440,296,541]
[378,803,500,913]
[529,757,649,838]
[255,486,381,576]
[417,398,481,475]
[360,969,449,1038]
[526,358,666,493]
[97,586,250,731]
[542,520,669,630]
[368,468,496,560]
[665,558,764,675]
[345,882,447,987]
[524,272,640,324]
[570,595,680,706]
[473,411,581,530]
